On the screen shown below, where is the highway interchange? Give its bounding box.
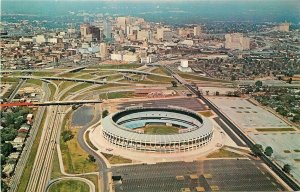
[3,63,300,192]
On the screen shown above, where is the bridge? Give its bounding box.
[0,100,103,107]
[56,66,86,76]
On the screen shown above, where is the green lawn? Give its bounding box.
[1,77,19,83]
[199,111,214,117]
[60,112,98,174]
[60,83,91,100]
[256,128,295,132]
[26,79,43,86]
[151,67,171,76]
[48,180,89,192]
[101,153,132,164]
[146,75,173,83]
[17,110,48,192]
[178,72,232,83]
[144,125,179,135]
[32,71,56,77]
[51,149,63,179]
[206,148,243,158]
[48,83,56,101]
[99,91,135,100]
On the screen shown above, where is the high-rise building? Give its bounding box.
[156,27,172,41]
[116,17,128,30]
[137,30,152,41]
[103,20,112,39]
[99,43,108,59]
[80,24,91,38]
[194,26,202,37]
[225,33,250,50]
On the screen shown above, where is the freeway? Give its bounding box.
[165,65,300,191]
[26,105,64,192]
[0,100,103,107]
[7,79,26,102]
[9,82,49,192]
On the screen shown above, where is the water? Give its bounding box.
[71,106,94,126]
[2,0,300,25]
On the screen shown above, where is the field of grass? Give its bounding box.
[199,111,214,117]
[58,81,77,92]
[48,83,56,101]
[17,110,48,192]
[256,128,295,132]
[32,71,55,77]
[26,79,43,86]
[82,175,99,192]
[1,76,19,83]
[48,180,89,192]
[99,91,135,100]
[60,83,91,100]
[206,148,243,158]
[51,149,63,179]
[60,112,98,174]
[76,73,94,79]
[178,72,231,83]
[146,75,173,83]
[101,153,132,164]
[85,131,98,150]
[106,74,124,81]
[144,125,179,135]
[151,67,171,76]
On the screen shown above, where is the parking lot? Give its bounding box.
[208,97,290,129]
[112,159,284,192]
[118,97,207,111]
[250,132,300,182]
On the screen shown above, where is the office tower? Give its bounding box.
[225,33,250,50]
[103,20,112,39]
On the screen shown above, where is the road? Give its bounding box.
[25,105,65,192]
[164,65,300,191]
[9,82,49,192]
[76,104,111,192]
[7,79,26,102]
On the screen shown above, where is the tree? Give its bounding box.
[255,80,263,88]
[264,146,273,157]
[62,130,73,142]
[88,154,96,162]
[102,110,109,118]
[1,143,14,157]
[283,164,291,174]
[250,144,263,156]
[171,81,177,87]
[287,78,292,84]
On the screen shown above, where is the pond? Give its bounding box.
[71,106,94,126]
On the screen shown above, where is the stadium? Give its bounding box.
[101,106,214,153]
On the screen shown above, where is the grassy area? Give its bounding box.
[151,67,171,76]
[58,81,77,92]
[106,74,124,81]
[60,83,91,100]
[144,125,179,135]
[199,111,214,117]
[76,73,94,79]
[85,131,98,150]
[178,72,231,83]
[146,75,173,83]
[256,128,295,132]
[1,76,19,83]
[48,180,89,192]
[48,83,56,101]
[206,148,243,158]
[26,79,43,86]
[32,71,56,77]
[99,91,135,100]
[17,110,48,192]
[101,153,132,164]
[51,149,63,179]
[60,112,98,174]
[82,175,99,192]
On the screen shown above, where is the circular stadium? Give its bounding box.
[101,106,214,153]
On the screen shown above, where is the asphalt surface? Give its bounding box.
[112,159,284,192]
[118,97,207,111]
[213,117,247,147]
